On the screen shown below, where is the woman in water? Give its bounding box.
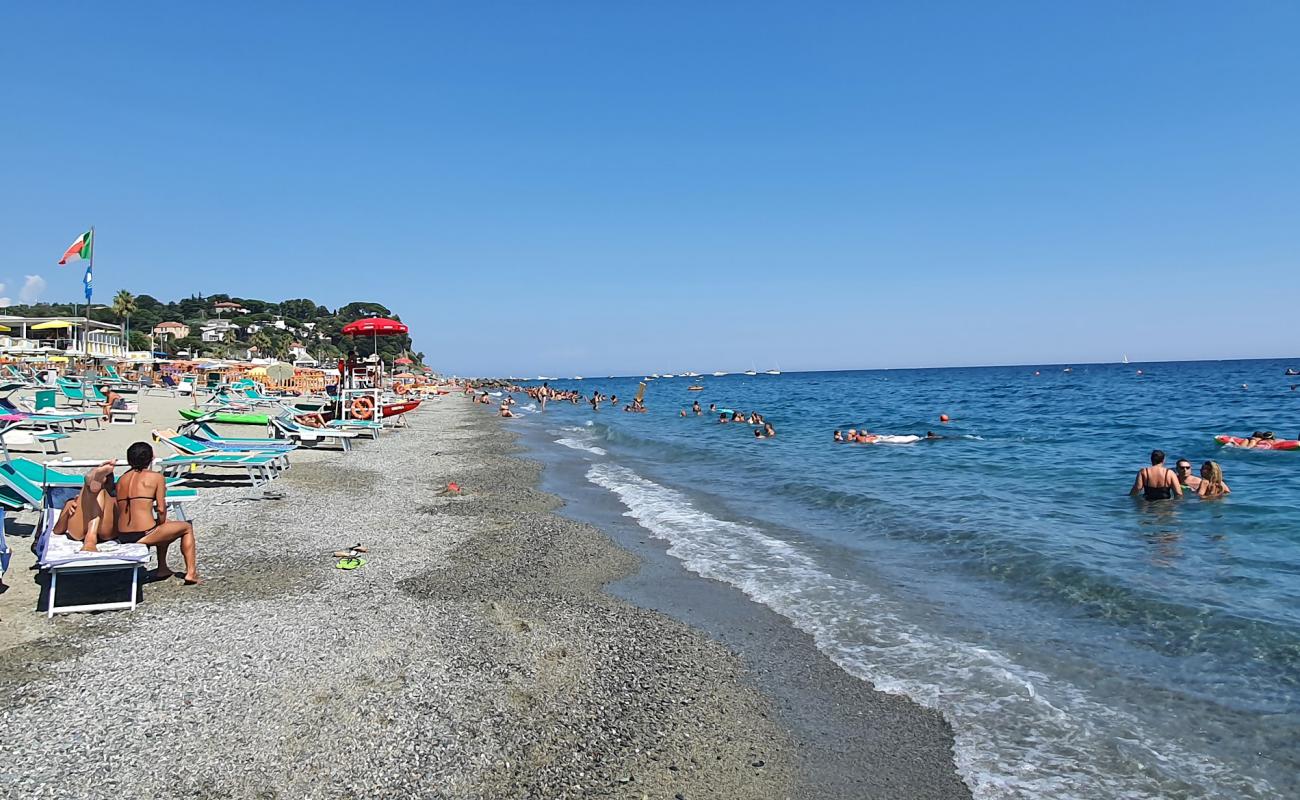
[1196,461,1231,498]
[109,441,202,583]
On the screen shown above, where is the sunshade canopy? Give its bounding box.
[31,321,74,330]
[342,317,408,336]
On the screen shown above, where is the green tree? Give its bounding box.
[112,290,138,344]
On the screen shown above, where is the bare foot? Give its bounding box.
[183,573,202,585]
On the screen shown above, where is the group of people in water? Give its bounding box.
[677,401,777,437]
[1132,450,1230,500]
[53,441,201,583]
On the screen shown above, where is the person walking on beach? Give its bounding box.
[104,442,201,584]
[1130,450,1183,500]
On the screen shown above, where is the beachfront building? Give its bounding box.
[152,321,190,341]
[0,315,127,358]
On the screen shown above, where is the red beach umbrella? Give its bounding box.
[394,356,413,365]
[341,317,408,336]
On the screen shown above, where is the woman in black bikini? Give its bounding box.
[107,441,201,583]
[1129,449,1183,501]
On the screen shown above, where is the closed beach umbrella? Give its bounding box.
[265,362,296,383]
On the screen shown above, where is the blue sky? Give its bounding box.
[2,3,1297,376]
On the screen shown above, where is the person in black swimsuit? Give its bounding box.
[93,441,201,583]
[1130,449,1183,500]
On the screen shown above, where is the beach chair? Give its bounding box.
[153,429,294,462]
[270,412,357,452]
[56,379,89,409]
[156,452,285,488]
[35,486,149,617]
[3,397,104,431]
[5,457,199,515]
[0,509,9,580]
[179,419,296,451]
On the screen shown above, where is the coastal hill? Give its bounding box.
[2,292,421,366]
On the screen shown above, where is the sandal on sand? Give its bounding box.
[334,557,366,570]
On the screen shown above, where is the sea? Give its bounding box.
[499,359,1300,799]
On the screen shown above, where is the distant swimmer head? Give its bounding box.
[939,414,950,423]
[1150,449,1165,465]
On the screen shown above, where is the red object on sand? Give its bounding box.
[447,482,460,493]
[342,317,409,336]
[381,400,421,418]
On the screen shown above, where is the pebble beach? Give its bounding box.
[0,393,968,799]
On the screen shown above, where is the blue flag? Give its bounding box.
[83,263,93,303]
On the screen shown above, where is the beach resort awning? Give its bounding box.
[31,320,74,330]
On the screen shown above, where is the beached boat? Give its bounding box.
[381,399,421,418]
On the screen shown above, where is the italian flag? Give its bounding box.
[58,230,93,264]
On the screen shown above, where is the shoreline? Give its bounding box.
[0,394,969,798]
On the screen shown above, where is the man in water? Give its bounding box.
[709,404,716,413]
[692,400,702,416]
[1130,450,1183,500]
[1175,459,1200,491]
[719,413,730,424]
[834,430,844,442]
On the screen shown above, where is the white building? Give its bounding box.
[200,319,241,343]
[0,316,127,358]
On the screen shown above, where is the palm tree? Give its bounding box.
[112,290,138,347]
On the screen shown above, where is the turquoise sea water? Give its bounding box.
[505,359,1299,799]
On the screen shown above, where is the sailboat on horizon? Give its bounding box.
[1122,354,1130,365]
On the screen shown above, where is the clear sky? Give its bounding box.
[2,2,1297,376]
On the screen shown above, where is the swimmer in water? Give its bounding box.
[754,427,765,439]
[845,428,857,442]
[763,422,776,438]
[679,409,687,417]
[1196,461,1230,497]
[692,400,702,416]
[709,404,716,413]
[834,430,843,442]
[719,413,730,424]
[1175,459,1200,491]
[924,431,944,440]
[1130,450,1183,500]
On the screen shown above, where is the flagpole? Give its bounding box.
[85,225,94,358]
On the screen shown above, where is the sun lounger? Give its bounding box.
[270,413,357,452]
[180,419,296,451]
[153,429,294,463]
[35,486,149,617]
[157,453,284,488]
[5,457,198,514]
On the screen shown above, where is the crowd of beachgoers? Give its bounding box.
[0,358,429,613]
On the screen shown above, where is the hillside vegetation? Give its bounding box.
[1,293,421,365]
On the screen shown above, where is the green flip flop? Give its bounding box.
[334,557,366,570]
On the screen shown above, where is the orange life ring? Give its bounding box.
[394,383,408,395]
[351,396,376,420]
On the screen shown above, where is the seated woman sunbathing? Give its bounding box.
[84,442,201,584]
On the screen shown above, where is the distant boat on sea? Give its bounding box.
[1122,354,1129,365]
[712,371,728,377]
[682,371,701,377]
[765,363,782,375]
[573,376,583,380]
[662,373,675,378]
